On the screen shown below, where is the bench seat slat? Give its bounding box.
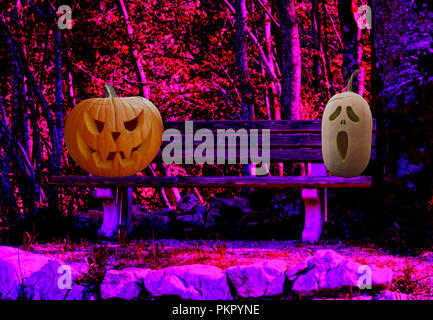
[49,176,371,188]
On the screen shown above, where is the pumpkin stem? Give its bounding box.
[347,69,360,92]
[103,84,117,98]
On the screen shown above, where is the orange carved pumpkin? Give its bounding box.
[64,84,163,177]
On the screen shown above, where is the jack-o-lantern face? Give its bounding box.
[64,84,163,177]
[321,70,372,177]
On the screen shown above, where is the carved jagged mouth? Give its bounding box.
[77,132,142,168]
[106,144,141,161]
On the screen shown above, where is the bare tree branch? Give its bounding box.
[117,0,150,98]
[255,0,280,27]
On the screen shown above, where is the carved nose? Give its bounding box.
[340,120,346,125]
[111,132,120,142]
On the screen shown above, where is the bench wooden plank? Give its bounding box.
[162,133,376,148]
[49,175,372,188]
[154,148,376,163]
[163,120,377,132]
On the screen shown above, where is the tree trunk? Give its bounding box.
[234,0,254,121]
[275,0,302,120]
[262,0,271,119]
[311,0,321,87]
[263,0,280,121]
[46,27,64,218]
[1,12,37,220]
[117,0,150,99]
[0,93,16,211]
[320,0,335,97]
[338,0,362,92]
[53,28,64,171]
[356,27,365,95]
[233,0,255,177]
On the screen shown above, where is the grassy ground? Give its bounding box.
[20,239,433,299]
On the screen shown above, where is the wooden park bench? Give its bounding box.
[49,119,376,242]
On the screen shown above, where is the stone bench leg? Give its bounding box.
[92,187,132,239]
[301,163,327,242]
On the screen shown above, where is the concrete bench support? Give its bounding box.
[92,187,133,238]
[301,163,327,242]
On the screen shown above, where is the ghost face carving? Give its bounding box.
[321,90,372,177]
[64,85,163,177]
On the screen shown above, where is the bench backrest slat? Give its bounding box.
[161,133,376,148]
[163,120,376,132]
[154,148,376,163]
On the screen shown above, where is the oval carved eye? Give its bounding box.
[329,106,342,121]
[346,106,360,122]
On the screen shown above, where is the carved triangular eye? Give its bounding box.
[329,106,342,121]
[94,120,105,133]
[84,111,104,134]
[346,106,360,122]
[124,111,143,131]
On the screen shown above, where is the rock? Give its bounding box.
[370,266,393,288]
[71,211,103,235]
[0,246,89,300]
[69,262,89,278]
[132,207,175,234]
[226,260,289,298]
[195,204,207,217]
[132,212,171,235]
[100,268,150,300]
[0,259,19,299]
[375,290,414,300]
[209,197,252,214]
[176,205,206,229]
[313,294,373,300]
[144,264,232,300]
[208,197,252,236]
[286,250,393,297]
[176,194,199,213]
[290,269,319,295]
[204,208,221,229]
[176,214,204,229]
[0,246,60,299]
[24,260,89,300]
[0,246,53,279]
[173,205,207,235]
[320,259,361,289]
[286,260,308,281]
[153,208,177,216]
[64,284,87,300]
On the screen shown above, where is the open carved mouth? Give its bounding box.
[77,131,143,168]
[337,131,348,161]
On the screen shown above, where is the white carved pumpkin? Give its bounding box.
[321,70,372,177]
